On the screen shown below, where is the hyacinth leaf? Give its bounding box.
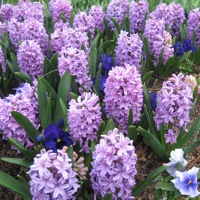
[139,127,168,161]
[102,40,114,52]
[70,10,75,27]
[132,165,167,196]
[70,92,78,100]
[103,118,115,135]
[10,53,19,69]
[180,23,187,40]
[183,139,200,155]
[110,16,121,34]
[80,179,90,200]
[11,111,40,144]
[17,175,30,192]
[66,145,73,160]
[89,48,97,79]
[102,193,112,200]
[7,59,19,74]
[71,75,78,94]
[124,15,130,34]
[142,71,153,84]
[0,171,31,200]
[91,140,96,154]
[14,72,33,85]
[95,64,102,95]
[1,158,32,169]
[61,13,67,23]
[143,37,153,70]
[103,18,113,40]
[128,108,133,127]
[190,98,197,117]
[97,121,106,142]
[59,98,68,128]
[8,138,39,159]
[54,71,71,123]
[128,125,138,143]
[91,33,100,51]
[46,94,53,126]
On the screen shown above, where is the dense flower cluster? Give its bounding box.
[150,2,185,36]
[0,88,39,149]
[58,47,92,91]
[89,5,105,32]
[49,0,72,23]
[129,0,149,33]
[154,73,193,142]
[0,4,14,22]
[106,0,129,31]
[104,64,143,131]
[17,40,44,77]
[28,149,80,199]
[0,21,7,40]
[73,11,95,39]
[51,26,90,56]
[90,128,137,199]
[0,46,6,72]
[68,92,102,153]
[115,30,142,69]
[187,8,200,47]
[144,17,174,65]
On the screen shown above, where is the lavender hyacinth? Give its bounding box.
[129,0,149,33]
[154,73,193,135]
[115,30,143,69]
[17,40,44,77]
[90,128,137,199]
[68,92,102,153]
[89,5,105,32]
[0,22,7,40]
[58,47,92,91]
[49,0,72,23]
[104,64,143,131]
[0,47,6,72]
[28,149,80,199]
[0,4,14,22]
[106,0,129,31]
[188,8,200,47]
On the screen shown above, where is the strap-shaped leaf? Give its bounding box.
[89,48,97,79]
[102,193,113,200]
[103,118,115,135]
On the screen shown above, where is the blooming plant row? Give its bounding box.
[0,0,200,199]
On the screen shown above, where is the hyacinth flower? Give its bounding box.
[27,149,80,199]
[171,167,200,198]
[68,92,102,153]
[0,3,15,22]
[115,30,143,69]
[90,128,137,199]
[154,73,193,144]
[101,54,113,72]
[104,64,143,131]
[44,119,73,153]
[188,8,200,47]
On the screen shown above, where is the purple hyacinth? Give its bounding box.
[58,47,92,92]
[164,129,178,144]
[49,0,72,23]
[17,40,44,78]
[171,167,200,198]
[68,92,102,153]
[90,128,137,199]
[0,46,6,73]
[28,149,80,199]
[0,22,8,40]
[0,91,39,149]
[0,4,15,22]
[188,8,200,47]
[73,11,95,40]
[51,26,90,56]
[106,0,129,31]
[104,64,143,131]
[154,73,193,133]
[89,5,105,32]
[129,0,149,33]
[115,30,143,69]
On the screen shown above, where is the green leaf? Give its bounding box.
[11,111,40,144]
[90,140,96,154]
[97,121,106,142]
[184,139,200,155]
[103,118,115,135]
[0,171,32,200]
[110,16,121,34]
[70,92,78,100]
[132,166,167,196]
[139,127,168,161]
[127,125,138,143]
[142,71,153,84]
[102,193,113,200]
[14,72,33,85]
[8,138,38,159]
[7,59,19,73]
[102,40,114,51]
[89,48,97,79]
[124,16,130,33]
[143,37,153,69]
[54,72,71,123]
[91,33,100,51]
[104,18,113,40]
[1,158,32,169]
[59,98,68,128]
[66,145,73,160]
[128,108,133,127]
[17,175,30,192]
[95,64,102,95]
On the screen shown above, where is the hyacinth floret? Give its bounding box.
[115,30,143,69]
[89,5,105,32]
[68,92,102,153]
[106,0,129,31]
[49,0,72,23]
[17,40,44,77]
[0,4,15,22]
[58,47,92,92]
[0,22,8,41]
[154,73,193,133]
[90,128,137,199]
[0,46,6,73]
[129,0,149,33]
[73,11,95,40]
[187,8,200,47]
[104,64,143,131]
[28,149,80,200]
